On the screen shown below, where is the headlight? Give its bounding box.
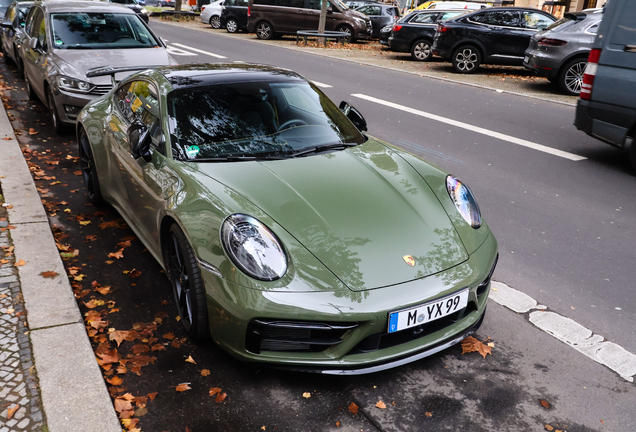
[57,76,94,94]
[221,214,287,281]
[446,175,481,229]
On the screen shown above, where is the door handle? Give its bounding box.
[625,45,636,53]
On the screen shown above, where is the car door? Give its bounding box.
[111,79,177,253]
[22,6,48,101]
[273,0,305,34]
[472,9,526,59]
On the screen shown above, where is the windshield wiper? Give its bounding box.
[289,143,358,158]
[190,154,287,162]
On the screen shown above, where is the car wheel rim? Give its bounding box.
[456,49,477,71]
[565,61,586,94]
[414,42,430,60]
[257,23,270,39]
[78,133,97,199]
[169,233,193,329]
[337,27,351,42]
[211,16,220,28]
[227,20,237,32]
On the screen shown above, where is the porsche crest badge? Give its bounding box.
[403,255,415,267]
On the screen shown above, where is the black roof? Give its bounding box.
[158,64,306,90]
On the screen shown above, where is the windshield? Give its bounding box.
[330,0,348,10]
[50,13,159,49]
[168,81,365,161]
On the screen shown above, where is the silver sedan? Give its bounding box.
[19,0,175,133]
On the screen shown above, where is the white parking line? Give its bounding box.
[166,45,197,56]
[311,81,332,88]
[171,43,228,59]
[489,281,636,382]
[351,93,586,162]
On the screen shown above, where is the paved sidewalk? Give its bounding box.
[0,74,121,431]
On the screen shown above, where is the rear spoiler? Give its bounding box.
[85,66,166,86]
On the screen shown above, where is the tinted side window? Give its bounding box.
[412,12,437,24]
[277,0,304,7]
[307,0,321,9]
[472,11,521,27]
[5,4,15,22]
[522,11,553,30]
[469,12,489,24]
[25,7,42,37]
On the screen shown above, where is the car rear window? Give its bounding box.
[544,15,578,32]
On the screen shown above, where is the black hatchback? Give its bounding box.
[388,9,466,61]
[221,0,247,33]
[432,7,556,73]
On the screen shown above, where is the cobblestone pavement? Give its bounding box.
[0,200,45,431]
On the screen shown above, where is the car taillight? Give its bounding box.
[393,25,402,32]
[248,6,251,16]
[201,5,206,10]
[538,38,567,47]
[437,23,449,33]
[580,48,601,101]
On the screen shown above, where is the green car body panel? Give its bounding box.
[77,65,498,371]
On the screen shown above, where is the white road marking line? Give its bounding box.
[166,45,197,56]
[171,43,227,59]
[351,93,586,162]
[311,80,332,88]
[490,281,636,382]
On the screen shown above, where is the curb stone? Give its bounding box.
[0,79,121,432]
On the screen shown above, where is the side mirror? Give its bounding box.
[339,101,367,132]
[0,19,13,29]
[128,120,152,162]
[28,37,39,50]
[327,7,333,13]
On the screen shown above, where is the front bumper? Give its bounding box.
[51,86,102,126]
[200,231,498,373]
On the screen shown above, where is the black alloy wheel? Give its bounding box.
[165,223,209,340]
[226,18,239,33]
[452,45,481,74]
[559,58,587,96]
[256,21,274,40]
[336,25,353,43]
[411,39,432,62]
[47,87,66,134]
[210,15,221,29]
[78,127,104,204]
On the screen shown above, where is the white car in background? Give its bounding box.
[200,0,224,28]
[427,1,490,10]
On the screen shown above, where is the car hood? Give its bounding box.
[53,48,171,84]
[193,139,469,291]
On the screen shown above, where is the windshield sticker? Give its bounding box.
[185,145,200,159]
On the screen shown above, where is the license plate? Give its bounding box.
[388,289,469,334]
[524,55,530,63]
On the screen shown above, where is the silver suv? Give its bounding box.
[523,9,602,96]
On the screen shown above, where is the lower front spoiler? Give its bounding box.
[282,307,485,376]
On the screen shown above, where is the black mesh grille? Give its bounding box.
[246,320,358,354]
[89,84,113,96]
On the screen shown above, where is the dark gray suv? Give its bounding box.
[524,9,602,96]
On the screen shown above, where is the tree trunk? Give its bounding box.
[318,0,328,45]
[175,0,182,12]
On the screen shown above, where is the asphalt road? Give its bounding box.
[1,20,634,432]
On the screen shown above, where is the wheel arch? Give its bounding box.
[556,51,589,79]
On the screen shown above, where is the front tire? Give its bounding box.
[226,18,238,33]
[78,127,104,204]
[47,87,66,134]
[452,45,481,74]
[559,57,587,96]
[255,21,274,40]
[165,223,209,340]
[411,39,432,62]
[24,72,36,101]
[210,15,221,29]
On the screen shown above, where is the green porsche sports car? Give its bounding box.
[77,64,498,374]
